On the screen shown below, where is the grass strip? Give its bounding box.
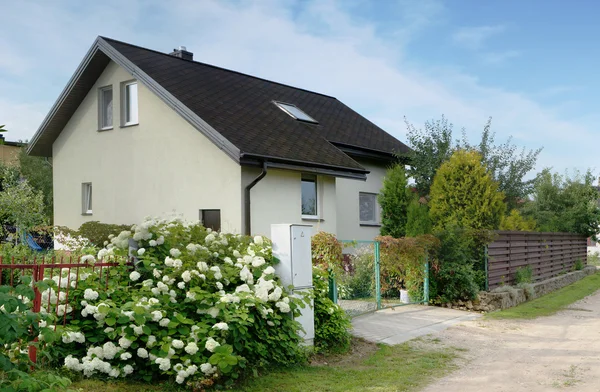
[486,271,600,320]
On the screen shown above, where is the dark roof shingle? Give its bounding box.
[103,38,409,171]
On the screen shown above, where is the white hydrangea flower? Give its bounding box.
[205,337,220,352]
[149,240,158,247]
[155,357,171,371]
[212,322,229,331]
[253,236,264,245]
[207,308,220,318]
[146,335,157,347]
[235,284,251,293]
[157,236,165,245]
[137,248,146,256]
[118,337,133,349]
[159,318,170,327]
[184,342,198,355]
[186,291,196,300]
[216,282,223,290]
[181,271,192,283]
[205,233,216,244]
[133,325,144,335]
[196,261,209,272]
[120,352,132,360]
[153,268,161,278]
[240,266,253,284]
[268,287,283,302]
[170,248,182,258]
[252,257,266,268]
[200,362,217,375]
[123,364,134,375]
[276,301,291,313]
[233,250,242,258]
[177,281,185,289]
[172,339,184,349]
[223,257,233,265]
[263,266,275,275]
[102,342,119,359]
[130,271,141,281]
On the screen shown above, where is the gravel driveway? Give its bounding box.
[422,290,600,391]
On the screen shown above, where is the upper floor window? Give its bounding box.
[301,174,318,218]
[359,192,378,225]
[98,86,113,130]
[82,183,93,215]
[122,81,138,126]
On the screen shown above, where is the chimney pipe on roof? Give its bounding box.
[169,46,193,61]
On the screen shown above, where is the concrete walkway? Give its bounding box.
[351,305,482,345]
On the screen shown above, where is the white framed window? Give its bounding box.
[301,174,318,218]
[121,81,138,126]
[98,86,113,130]
[82,183,93,215]
[359,192,378,225]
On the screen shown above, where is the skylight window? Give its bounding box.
[274,101,318,123]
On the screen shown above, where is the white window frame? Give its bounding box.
[359,192,379,225]
[82,183,93,215]
[301,174,319,219]
[121,81,139,127]
[98,86,113,130]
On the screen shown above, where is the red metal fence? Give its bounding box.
[486,231,587,290]
[0,256,130,363]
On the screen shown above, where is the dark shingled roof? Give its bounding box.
[102,38,410,171]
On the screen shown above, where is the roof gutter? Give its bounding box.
[244,161,268,235]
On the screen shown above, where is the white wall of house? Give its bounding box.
[53,61,243,231]
[242,167,337,237]
[335,159,389,241]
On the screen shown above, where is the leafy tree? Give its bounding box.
[429,149,506,232]
[521,169,600,237]
[18,148,53,221]
[405,198,432,237]
[0,124,6,144]
[404,116,541,210]
[500,209,536,231]
[404,116,454,197]
[378,164,412,238]
[0,167,46,233]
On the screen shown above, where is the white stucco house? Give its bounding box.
[27,37,411,241]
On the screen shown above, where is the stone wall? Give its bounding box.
[447,266,597,312]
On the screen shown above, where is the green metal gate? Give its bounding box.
[330,240,429,317]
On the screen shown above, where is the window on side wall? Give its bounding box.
[82,183,93,215]
[359,192,378,225]
[98,86,113,130]
[121,81,138,126]
[200,209,221,232]
[301,174,318,218]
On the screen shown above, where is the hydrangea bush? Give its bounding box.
[52,217,308,388]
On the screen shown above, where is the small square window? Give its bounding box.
[82,183,93,215]
[121,81,138,126]
[301,174,318,217]
[98,86,113,130]
[201,209,221,232]
[274,101,318,124]
[359,192,377,224]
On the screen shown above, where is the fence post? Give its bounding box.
[484,245,489,292]
[328,269,338,304]
[374,241,381,310]
[424,257,429,305]
[28,263,42,365]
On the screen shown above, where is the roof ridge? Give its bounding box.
[99,36,337,100]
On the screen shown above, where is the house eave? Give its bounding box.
[240,153,368,180]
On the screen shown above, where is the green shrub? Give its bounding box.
[338,249,374,300]
[313,267,351,354]
[405,198,432,237]
[516,282,536,301]
[430,227,483,303]
[51,218,308,387]
[574,259,584,271]
[500,209,536,231]
[378,164,412,238]
[311,232,343,273]
[0,276,70,391]
[514,265,533,284]
[76,221,132,247]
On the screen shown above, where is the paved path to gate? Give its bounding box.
[351,305,482,345]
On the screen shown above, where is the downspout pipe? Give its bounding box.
[244,162,268,235]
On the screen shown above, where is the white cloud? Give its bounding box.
[0,0,594,174]
[452,25,505,50]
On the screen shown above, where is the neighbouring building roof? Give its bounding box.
[28,37,411,178]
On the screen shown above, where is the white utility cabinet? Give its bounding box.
[271,224,314,345]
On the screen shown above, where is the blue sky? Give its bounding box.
[0,0,597,176]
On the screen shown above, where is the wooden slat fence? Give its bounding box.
[487,231,587,290]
